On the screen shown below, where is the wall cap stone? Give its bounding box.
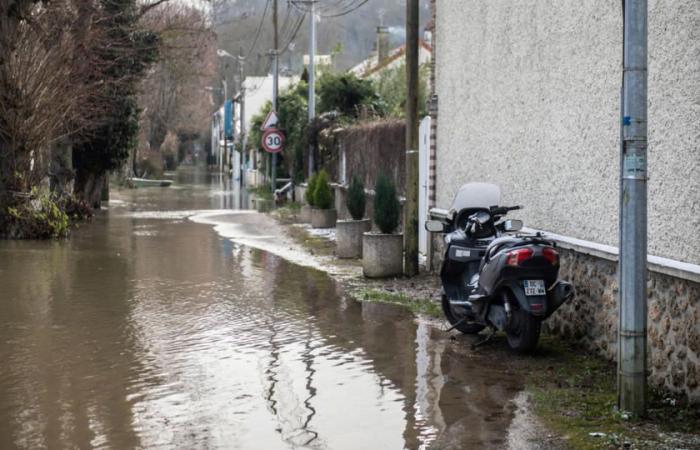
[522,227,700,284]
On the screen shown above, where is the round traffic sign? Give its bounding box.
[262,128,285,153]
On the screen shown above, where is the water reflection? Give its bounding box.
[0,170,524,449]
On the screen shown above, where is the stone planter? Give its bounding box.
[300,205,312,223]
[336,219,371,258]
[311,208,337,229]
[362,232,403,278]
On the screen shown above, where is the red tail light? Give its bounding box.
[506,248,533,266]
[542,247,559,265]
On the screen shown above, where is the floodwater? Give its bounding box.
[0,169,529,449]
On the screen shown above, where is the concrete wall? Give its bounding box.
[434,0,700,265]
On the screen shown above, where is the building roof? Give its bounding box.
[349,39,432,79]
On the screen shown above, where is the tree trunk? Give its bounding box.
[49,138,74,196]
[74,169,105,210]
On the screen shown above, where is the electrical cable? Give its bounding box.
[279,13,306,55]
[318,0,369,18]
[246,0,272,60]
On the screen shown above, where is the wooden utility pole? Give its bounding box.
[404,0,419,276]
[307,0,316,177]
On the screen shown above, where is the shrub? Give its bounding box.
[346,175,366,220]
[305,172,318,207]
[318,72,384,118]
[373,173,400,234]
[1,187,72,239]
[313,170,334,210]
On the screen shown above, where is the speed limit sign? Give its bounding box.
[262,128,285,153]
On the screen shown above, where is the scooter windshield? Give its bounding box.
[450,182,501,212]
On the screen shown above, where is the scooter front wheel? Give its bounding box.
[441,294,485,334]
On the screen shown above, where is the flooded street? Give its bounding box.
[0,170,530,449]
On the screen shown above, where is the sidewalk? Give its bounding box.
[265,205,700,450]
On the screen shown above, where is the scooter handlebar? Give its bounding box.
[489,205,522,216]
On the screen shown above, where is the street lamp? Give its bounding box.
[217,49,236,60]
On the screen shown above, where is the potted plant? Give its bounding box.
[300,172,317,223]
[363,173,402,278]
[336,175,371,258]
[311,170,337,228]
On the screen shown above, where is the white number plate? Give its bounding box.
[524,280,546,296]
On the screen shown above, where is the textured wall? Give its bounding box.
[434,0,700,265]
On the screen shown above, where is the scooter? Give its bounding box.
[425,183,574,352]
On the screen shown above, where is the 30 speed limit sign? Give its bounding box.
[262,128,285,153]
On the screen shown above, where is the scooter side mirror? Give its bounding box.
[425,220,446,233]
[503,219,523,232]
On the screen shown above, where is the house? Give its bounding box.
[349,26,432,80]
[429,1,700,400]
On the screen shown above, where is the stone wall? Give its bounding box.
[543,248,700,402]
[429,235,700,401]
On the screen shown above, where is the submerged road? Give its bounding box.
[0,169,542,449]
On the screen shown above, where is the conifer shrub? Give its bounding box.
[346,175,366,220]
[373,173,400,234]
[313,170,334,210]
[305,172,318,207]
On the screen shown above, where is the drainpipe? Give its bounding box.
[618,0,648,416]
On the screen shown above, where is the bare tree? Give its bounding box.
[137,3,218,166]
[0,1,107,198]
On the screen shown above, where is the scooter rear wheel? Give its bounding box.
[505,299,541,353]
[441,294,485,334]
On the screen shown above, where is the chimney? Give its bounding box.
[376,26,389,63]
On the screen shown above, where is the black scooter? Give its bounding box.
[426,183,574,352]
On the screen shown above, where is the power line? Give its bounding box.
[319,0,369,18]
[279,13,306,55]
[246,0,272,60]
[290,0,366,17]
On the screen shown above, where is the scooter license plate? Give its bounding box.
[524,280,546,296]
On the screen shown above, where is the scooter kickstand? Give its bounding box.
[470,327,496,350]
[445,316,468,333]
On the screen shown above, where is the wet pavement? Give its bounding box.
[0,169,537,449]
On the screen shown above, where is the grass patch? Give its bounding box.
[352,288,442,318]
[286,224,336,256]
[272,202,302,224]
[247,186,273,201]
[526,336,700,449]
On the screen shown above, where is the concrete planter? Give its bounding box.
[336,219,371,258]
[300,205,312,223]
[363,232,403,278]
[311,208,337,229]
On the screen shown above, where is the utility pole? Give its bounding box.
[307,0,316,177]
[271,0,279,193]
[239,47,246,187]
[403,0,419,276]
[619,0,648,416]
[221,79,228,174]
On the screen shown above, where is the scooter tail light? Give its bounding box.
[542,247,559,265]
[505,248,534,266]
